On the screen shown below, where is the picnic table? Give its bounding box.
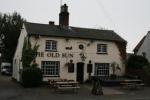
[120,79,144,89]
[48,79,80,93]
[48,79,68,88]
[54,81,80,92]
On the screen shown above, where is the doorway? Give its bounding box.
[76,62,84,83]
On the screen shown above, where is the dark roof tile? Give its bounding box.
[24,22,126,43]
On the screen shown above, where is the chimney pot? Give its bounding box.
[49,21,55,25]
[59,4,69,26]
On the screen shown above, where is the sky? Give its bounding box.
[0,0,150,53]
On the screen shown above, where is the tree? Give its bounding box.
[126,55,150,82]
[21,38,42,87]
[0,12,25,62]
[22,38,39,68]
[143,65,150,85]
[127,55,149,70]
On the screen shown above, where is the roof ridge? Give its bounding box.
[70,26,114,32]
[24,21,49,26]
[24,21,126,43]
[24,22,115,32]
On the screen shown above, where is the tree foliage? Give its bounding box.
[21,38,42,87]
[127,55,149,69]
[144,65,150,76]
[0,12,25,62]
[22,38,39,68]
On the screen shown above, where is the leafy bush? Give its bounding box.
[127,55,149,69]
[21,67,43,87]
[126,55,150,85]
[143,65,150,85]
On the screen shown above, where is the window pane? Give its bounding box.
[41,61,60,76]
[45,40,57,51]
[102,45,107,52]
[97,44,107,53]
[95,63,109,77]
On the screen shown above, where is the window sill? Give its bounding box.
[45,50,57,52]
[43,75,60,77]
[68,72,74,73]
[97,52,108,55]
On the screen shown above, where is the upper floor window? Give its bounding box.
[97,44,107,54]
[45,40,57,51]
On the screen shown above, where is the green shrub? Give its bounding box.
[126,55,150,85]
[127,55,149,69]
[21,67,43,87]
[143,65,150,85]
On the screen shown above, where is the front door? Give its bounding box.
[76,62,84,83]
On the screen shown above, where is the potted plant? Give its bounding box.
[110,62,121,79]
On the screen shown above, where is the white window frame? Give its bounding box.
[94,63,109,77]
[41,61,60,77]
[97,44,107,54]
[45,40,57,51]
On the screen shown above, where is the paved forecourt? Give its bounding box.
[1,75,150,100]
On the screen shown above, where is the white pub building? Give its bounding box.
[13,4,126,82]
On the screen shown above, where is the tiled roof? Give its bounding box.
[24,22,126,43]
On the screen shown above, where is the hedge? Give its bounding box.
[21,67,43,87]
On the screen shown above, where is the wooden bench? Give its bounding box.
[135,83,144,89]
[54,81,80,93]
[121,82,144,89]
[48,79,68,88]
[125,75,139,79]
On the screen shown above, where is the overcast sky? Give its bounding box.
[0,0,150,53]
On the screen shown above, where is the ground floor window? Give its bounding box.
[94,63,109,77]
[41,61,60,76]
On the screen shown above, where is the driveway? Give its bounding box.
[1,75,150,100]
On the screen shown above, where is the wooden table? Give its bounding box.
[48,79,68,88]
[48,79,59,87]
[54,81,80,92]
[120,79,144,89]
[123,79,142,82]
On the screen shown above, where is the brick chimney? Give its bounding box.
[59,4,69,26]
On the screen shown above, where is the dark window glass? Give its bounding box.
[45,40,57,51]
[94,63,109,77]
[97,44,107,54]
[41,61,60,76]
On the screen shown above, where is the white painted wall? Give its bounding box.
[136,31,150,63]
[12,25,27,81]
[30,36,125,81]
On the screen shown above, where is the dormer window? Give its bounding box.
[97,44,107,54]
[45,40,57,52]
